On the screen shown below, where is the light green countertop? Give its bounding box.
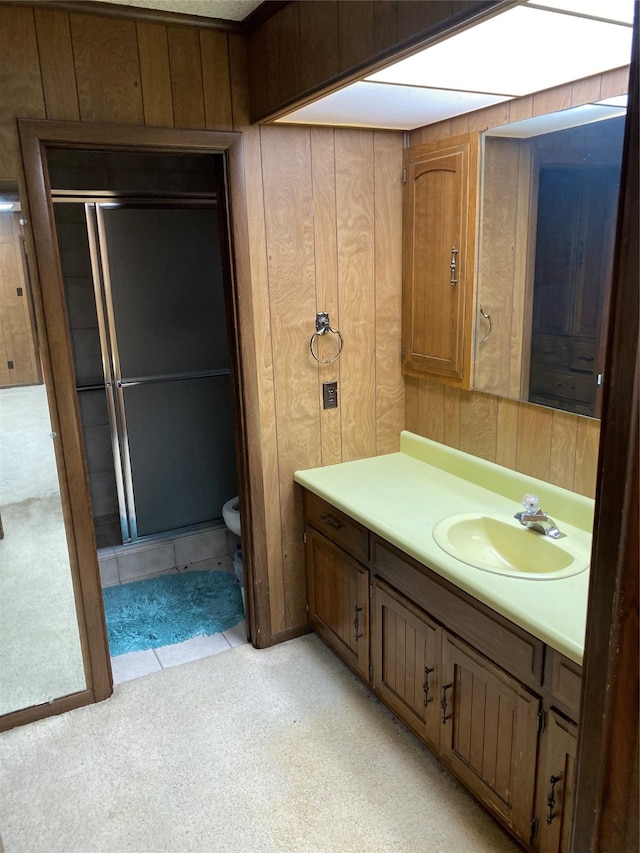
[294,431,594,665]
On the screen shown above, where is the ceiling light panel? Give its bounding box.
[275,82,511,131]
[527,0,636,25]
[485,104,627,137]
[367,6,633,97]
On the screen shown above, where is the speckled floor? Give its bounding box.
[0,634,521,853]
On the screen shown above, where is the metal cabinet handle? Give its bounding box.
[546,775,561,824]
[441,682,453,723]
[320,514,342,530]
[354,606,364,641]
[450,247,458,286]
[423,666,434,706]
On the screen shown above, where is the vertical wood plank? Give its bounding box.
[229,33,250,129]
[533,84,572,117]
[0,6,46,178]
[167,26,205,129]
[335,130,376,462]
[515,401,553,481]
[374,130,404,455]
[599,66,629,98]
[443,385,461,449]
[496,397,519,470]
[277,2,301,105]
[571,74,602,107]
[550,410,579,491]
[417,378,444,443]
[397,0,453,42]
[574,417,600,498]
[449,114,470,136]
[261,126,320,628]
[508,94,533,123]
[374,0,398,53]
[70,13,143,125]
[338,0,374,70]
[459,390,497,462]
[238,126,284,635]
[200,29,233,131]
[405,376,419,434]
[467,102,510,132]
[136,22,173,128]
[34,9,80,122]
[299,0,339,92]
[310,128,341,466]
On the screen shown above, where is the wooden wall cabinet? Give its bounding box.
[402,132,479,387]
[302,489,583,852]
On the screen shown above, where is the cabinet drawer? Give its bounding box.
[545,650,582,719]
[304,491,369,563]
[373,538,544,688]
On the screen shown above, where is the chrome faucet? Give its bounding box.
[514,494,565,539]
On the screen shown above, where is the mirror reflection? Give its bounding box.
[0,191,85,717]
[474,101,626,418]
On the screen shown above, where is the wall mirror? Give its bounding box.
[0,181,86,719]
[474,98,627,419]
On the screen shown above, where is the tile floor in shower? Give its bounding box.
[98,521,247,685]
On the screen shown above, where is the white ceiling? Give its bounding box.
[88,0,262,21]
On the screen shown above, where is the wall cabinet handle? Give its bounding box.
[441,682,453,723]
[320,513,342,530]
[546,775,561,824]
[450,247,458,285]
[423,666,434,705]
[354,606,364,641]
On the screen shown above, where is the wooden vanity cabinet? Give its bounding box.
[371,578,442,753]
[402,132,479,387]
[304,492,370,680]
[302,490,582,853]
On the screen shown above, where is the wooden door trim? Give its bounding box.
[571,11,639,851]
[14,118,271,725]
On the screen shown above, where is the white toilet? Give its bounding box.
[222,496,241,537]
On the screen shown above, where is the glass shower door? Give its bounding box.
[89,202,237,541]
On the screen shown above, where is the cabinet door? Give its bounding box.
[372,578,442,752]
[402,132,479,385]
[535,711,577,853]
[306,527,369,679]
[440,633,540,846]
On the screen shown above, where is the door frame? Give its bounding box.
[10,119,272,726]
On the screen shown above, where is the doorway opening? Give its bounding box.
[46,147,248,675]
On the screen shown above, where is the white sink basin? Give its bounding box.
[432,513,590,580]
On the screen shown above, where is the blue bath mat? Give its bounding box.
[103,571,245,657]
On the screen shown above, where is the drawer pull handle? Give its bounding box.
[546,775,561,824]
[441,682,453,724]
[423,666,434,705]
[320,514,343,530]
[354,606,364,641]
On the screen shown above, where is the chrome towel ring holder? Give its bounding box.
[309,312,344,364]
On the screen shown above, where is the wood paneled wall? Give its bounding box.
[0,4,403,642]
[405,67,630,500]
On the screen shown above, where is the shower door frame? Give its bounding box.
[54,194,234,545]
[17,120,272,725]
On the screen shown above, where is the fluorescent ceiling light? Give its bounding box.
[596,94,629,107]
[366,6,632,97]
[528,0,636,25]
[485,104,627,138]
[0,202,15,211]
[275,82,511,131]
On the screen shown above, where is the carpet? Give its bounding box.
[103,570,244,656]
[0,635,520,853]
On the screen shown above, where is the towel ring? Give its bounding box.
[310,312,344,364]
[479,307,493,346]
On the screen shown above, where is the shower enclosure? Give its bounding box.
[54,196,237,547]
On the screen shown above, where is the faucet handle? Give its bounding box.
[521,493,541,513]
